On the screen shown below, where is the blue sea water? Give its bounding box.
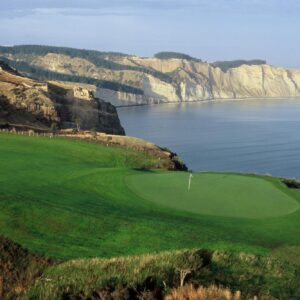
[118,99,300,179]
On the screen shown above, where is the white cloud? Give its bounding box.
[2,0,300,17]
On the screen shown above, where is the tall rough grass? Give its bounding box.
[24,250,195,299]
[22,248,299,300]
[165,285,277,300]
[165,285,242,300]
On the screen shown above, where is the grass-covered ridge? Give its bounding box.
[0,45,129,59]
[0,133,300,260]
[23,248,300,300]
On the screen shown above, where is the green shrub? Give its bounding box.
[154,52,201,62]
[213,60,266,72]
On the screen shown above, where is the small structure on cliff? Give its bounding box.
[73,87,94,101]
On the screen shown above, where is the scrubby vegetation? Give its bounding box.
[0,237,298,299]
[213,60,266,72]
[282,178,300,189]
[0,45,129,64]
[166,285,253,300]
[0,236,52,300]
[154,52,201,61]
[23,249,300,299]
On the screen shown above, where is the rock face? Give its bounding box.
[2,50,300,106]
[112,57,300,102]
[0,62,125,134]
[97,63,300,105]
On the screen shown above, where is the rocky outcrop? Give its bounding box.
[0,62,125,134]
[2,49,300,106]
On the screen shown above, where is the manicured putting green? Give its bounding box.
[126,172,299,218]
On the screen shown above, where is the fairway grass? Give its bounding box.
[1,133,300,259]
[126,172,299,218]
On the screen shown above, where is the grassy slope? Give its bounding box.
[0,134,300,259]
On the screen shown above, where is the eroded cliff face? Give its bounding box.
[3,52,300,106]
[0,63,125,134]
[107,56,300,103]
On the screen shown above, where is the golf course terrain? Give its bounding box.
[1,133,300,260]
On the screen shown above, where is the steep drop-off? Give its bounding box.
[0,61,125,134]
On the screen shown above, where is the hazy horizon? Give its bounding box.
[1,0,300,68]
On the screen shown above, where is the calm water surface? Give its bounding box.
[118,99,300,179]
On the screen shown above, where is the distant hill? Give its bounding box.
[0,45,172,86]
[0,44,129,62]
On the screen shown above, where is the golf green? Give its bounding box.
[126,172,300,218]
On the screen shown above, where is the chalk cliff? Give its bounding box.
[2,46,300,106]
[95,61,300,106]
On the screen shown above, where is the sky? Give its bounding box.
[0,0,300,68]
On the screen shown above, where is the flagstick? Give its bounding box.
[188,173,193,191]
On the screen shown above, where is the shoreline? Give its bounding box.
[116,96,300,108]
[195,170,300,182]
